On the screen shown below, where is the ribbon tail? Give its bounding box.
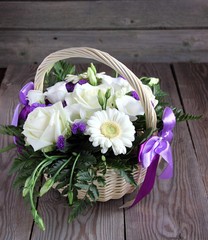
[156,142,173,179]
[11,103,21,126]
[11,103,21,145]
[121,156,159,208]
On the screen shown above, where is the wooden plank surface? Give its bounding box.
[0,66,38,240]
[1,1,208,29]
[0,63,208,239]
[173,63,208,195]
[1,29,208,66]
[123,63,208,239]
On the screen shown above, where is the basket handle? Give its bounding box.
[34,47,157,129]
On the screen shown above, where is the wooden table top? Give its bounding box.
[0,63,207,240]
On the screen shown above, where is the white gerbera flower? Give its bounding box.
[86,108,135,155]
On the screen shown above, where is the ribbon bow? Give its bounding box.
[12,82,34,126]
[122,107,176,208]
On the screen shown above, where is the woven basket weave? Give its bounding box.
[34,47,157,202]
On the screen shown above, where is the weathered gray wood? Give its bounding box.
[1,29,208,67]
[31,190,124,240]
[124,63,208,239]
[0,66,38,240]
[1,1,208,29]
[173,63,208,195]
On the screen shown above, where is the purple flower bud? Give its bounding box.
[56,135,65,150]
[72,122,86,134]
[130,91,140,100]
[78,79,88,85]
[66,82,75,92]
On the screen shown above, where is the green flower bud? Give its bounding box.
[101,155,106,161]
[68,190,74,206]
[90,63,97,74]
[87,67,97,86]
[39,178,54,197]
[22,176,32,197]
[105,88,111,100]
[32,209,45,231]
[98,89,105,109]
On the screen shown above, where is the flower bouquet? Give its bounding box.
[0,48,200,230]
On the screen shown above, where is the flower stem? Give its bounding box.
[53,157,72,179]
[68,153,80,205]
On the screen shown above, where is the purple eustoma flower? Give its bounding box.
[130,91,140,100]
[56,135,65,150]
[78,79,88,85]
[66,82,75,92]
[72,122,86,134]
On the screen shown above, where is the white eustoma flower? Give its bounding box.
[65,74,80,84]
[149,77,159,86]
[44,81,68,103]
[101,75,133,93]
[27,90,45,105]
[65,72,105,84]
[22,102,70,151]
[116,95,144,121]
[86,108,135,155]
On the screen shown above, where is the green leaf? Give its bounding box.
[0,143,16,153]
[172,107,202,122]
[89,184,99,201]
[0,125,22,136]
[76,170,92,182]
[118,169,137,187]
[74,182,89,190]
[68,198,91,223]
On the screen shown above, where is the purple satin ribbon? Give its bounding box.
[130,107,176,208]
[11,82,34,127]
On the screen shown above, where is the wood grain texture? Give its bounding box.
[123,63,208,239]
[173,63,208,195]
[1,1,208,29]
[31,189,125,240]
[0,66,38,240]
[1,29,208,66]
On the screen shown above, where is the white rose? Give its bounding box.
[116,95,144,121]
[22,102,70,151]
[44,81,68,103]
[27,90,45,105]
[65,83,102,119]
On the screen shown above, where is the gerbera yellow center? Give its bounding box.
[100,121,121,138]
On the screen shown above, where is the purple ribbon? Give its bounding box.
[11,82,34,126]
[129,107,176,208]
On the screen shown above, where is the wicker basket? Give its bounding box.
[34,47,157,202]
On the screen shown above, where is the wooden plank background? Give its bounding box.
[0,63,208,239]
[0,0,208,65]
